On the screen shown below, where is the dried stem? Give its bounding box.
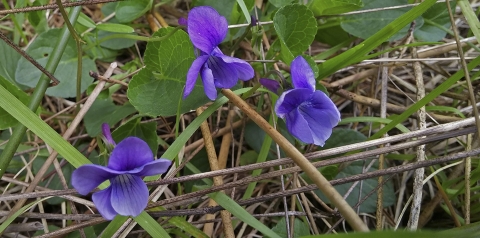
[196,107,235,238]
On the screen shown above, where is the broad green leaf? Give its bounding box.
[97,31,138,50]
[271,217,310,237]
[0,37,22,86]
[111,117,158,155]
[115,0,152,23]
[269,0,294,8]
[414,2,454,42]
[15,28,95,98]
[0,76,30,129]
[128,27,210,116]
[26,0,49,33]
[273,4,317,64]
[341,0,424,41]
[209,192,281,238]
[194,0,236,25]
[83,98,137,136]
[309,0,363,15]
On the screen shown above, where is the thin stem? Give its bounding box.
[221,88,369,232]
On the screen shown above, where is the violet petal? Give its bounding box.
[108,137,154,171]
[284,107,314,143]
[216,53,254,81]
[184,55,209,99]
[110,174,149,217]
[71,164,122,195]
[200,64,218,100]
[207,55,239,89]
[131,159,172,177]
[275,88,312,118]
[92,186,118,220]
[187,6,228,54]
[291,56,315,91]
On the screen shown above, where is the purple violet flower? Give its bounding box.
[72,126,171,220]
[275,56,341,146]
[183,6,254,100]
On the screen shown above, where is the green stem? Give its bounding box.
[83,27,180,52]
[56,0,85,113]
[0,7,82,180]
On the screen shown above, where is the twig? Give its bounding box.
[407,39,426,230]
[197,107,234,238]
[0,0,122,15]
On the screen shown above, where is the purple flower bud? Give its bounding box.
[178,17,187,26]
[101,123,116,147]
[259,78,281,94]
[72,137,171,220]
[250,15,257,26]
[275,56,340,146]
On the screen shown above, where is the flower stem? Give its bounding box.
[221,89,369,232]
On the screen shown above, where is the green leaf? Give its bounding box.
[341,0,424,41]
[414,2,454,41]
[115,0,152,23]
[209,192,281,238]
[269,0,294,8]
[96,23,134,33]
[0,76,30,129]
[236,0,251,24]
[128,27,210,116]
[273,4,317,64]
[111,117,158,155]
[15,28,96,98]
[309,0,363,15]
[133,212,171,238]
[83,98,137,136]
[0,36,22,86]
[77,12,96,28]
[271,217,310,237]
[168,217,209,238]
[97,31,138,50]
